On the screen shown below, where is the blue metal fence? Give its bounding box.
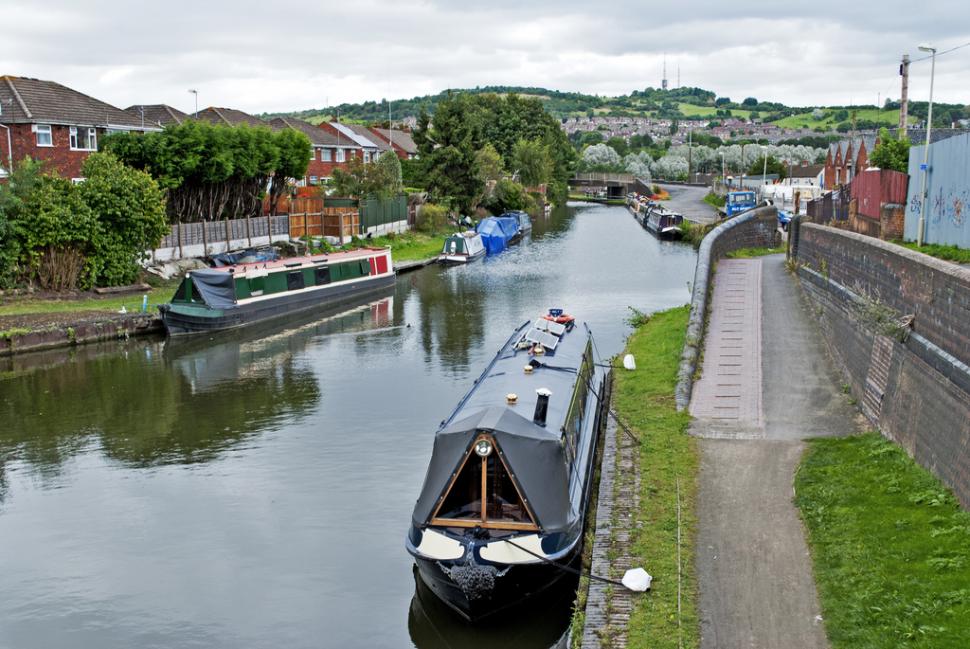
[904,133,970,247]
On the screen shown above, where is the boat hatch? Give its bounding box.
[532,318,567,336]
[430,434,539,532]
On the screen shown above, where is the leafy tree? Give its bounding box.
[715,97,731,107]
[650,155,688,180]
[412,96,482,213]
[747,155,787,180]
[375,151,403,197]
[869,127,911,173]
[0,158,46,287]
[578,131,604,147]
[77,153,168,286]
[606,136,629,157]
[833,109,849,122]
[482,178,531,214]
[742,97,759,107]
[331,154,402,199]
[811,108,826,120]
[623,151,653,178]
[581,143,621,170]
[270,128,313,214]
[475,143,506,183]
[512,139,552,187]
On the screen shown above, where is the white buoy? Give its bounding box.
[623,354,636,371]
[621,567,652,592]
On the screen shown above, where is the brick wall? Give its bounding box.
[9,123,97,179]
[794,223,970,508]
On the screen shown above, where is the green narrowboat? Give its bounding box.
[159,247,395,336]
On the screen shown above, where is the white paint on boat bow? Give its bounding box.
[415,529,465,560]
[479,534,546,564]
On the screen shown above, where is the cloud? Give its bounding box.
[0,0,967,113]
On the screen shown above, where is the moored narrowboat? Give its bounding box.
[644,202,684,239]
[406,310,609,621]
[438,231,486,265]
[159,248,395,336]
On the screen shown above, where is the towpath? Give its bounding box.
[689,254,860,649]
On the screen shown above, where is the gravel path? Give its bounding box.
[690,254,859,649]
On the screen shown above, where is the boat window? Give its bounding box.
[287,271,305,291]
[563,342,593,462]
[431,435,538,530]
[315,266,331,285]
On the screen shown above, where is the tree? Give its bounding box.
[811,108,826,120]
[606,136,629,157]
[475,143,506,183]
[623,151,653,178]
[868,127,911,173]
[482,178,531,214]
[412,96,483,213]
[581,143,621,170]
[715,97,731,107]
[742,97,758,107]
[651,155,688,180]
[512,139,552,187]
[0,158,46,287]
[270,128,312,214]
[578,131,604,147]
[747,155,787,180]
[77,153,168,286]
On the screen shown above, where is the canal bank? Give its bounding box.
[0,202,697,649]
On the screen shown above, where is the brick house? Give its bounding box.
[0,75,160,180]
[368,127,418,159]
[319,122,382,162]
[824,134,878,188]
[125,104,190,128]
[269,116,345,185]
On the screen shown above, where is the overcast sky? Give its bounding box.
[2,1,968,115]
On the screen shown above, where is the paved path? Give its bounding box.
[656,183,719,224]
[690,255,859,649]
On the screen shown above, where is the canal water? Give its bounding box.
[0,203,697,649]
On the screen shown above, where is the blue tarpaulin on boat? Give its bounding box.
[476,216,519,255]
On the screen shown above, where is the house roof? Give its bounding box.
[270,117,341,146]
[370,127,417,154]
[126,104,189,127]
[195,106,267,128]
[789,164,824,178]
[329,122,382,149]
[0,75,157,130]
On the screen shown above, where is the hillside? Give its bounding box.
[262,85,965,130]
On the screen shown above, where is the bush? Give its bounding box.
[416,203,449,234]
[482,178,532,214]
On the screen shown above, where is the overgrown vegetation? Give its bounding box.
[0,155,168,290]
[891,240,970,264]
[796,433,970,648]
[679,221,715,248]
[703,192,726,208]
[611,306,699,649]
[726,246,786,258]
[869,127,912,173]
[103,120,311,221]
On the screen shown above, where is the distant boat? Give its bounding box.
[159,248,395,335]
[476,216,522,255]
[407,310,609,621]
[438,231,486,265]
[502,211,532,236]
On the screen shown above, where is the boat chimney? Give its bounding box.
[533,388,552,427]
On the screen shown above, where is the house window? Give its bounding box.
[69,127,97,151]
[35,124,53,147]
[336,149,346,163]
[309,175,319,185]
[322,148,332,162]
[309,147,316,161]
[363,151,371,163]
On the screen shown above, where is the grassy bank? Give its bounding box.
[703,192,725,209]
[679,221,715,248]
[613,306,699,649]
[356,231,448,262]
[0,278,179,319]
[796,433,970,648]
[891,240,970,264]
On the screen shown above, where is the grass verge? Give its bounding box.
[679,221,716,248]
[614,306,699,649]
[703,192,726,209]
[0,278,180,318]
[890,240,970,264]
[357,231,449,262]
[726,246,786,258]
[796,433,970,648]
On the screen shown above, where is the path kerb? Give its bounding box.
[675,205,778,411]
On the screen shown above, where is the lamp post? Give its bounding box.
[916,44,936,247]
[761,145,768,185]
[188,89,199,119]
[740,143,749,190]
[720,152,726,191]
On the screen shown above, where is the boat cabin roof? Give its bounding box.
[197,247,388,277]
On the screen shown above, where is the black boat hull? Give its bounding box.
[413,548,580,622]
[160,273,396,336]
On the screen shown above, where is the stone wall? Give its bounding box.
[675,205,779,410]
[794,223,970,508]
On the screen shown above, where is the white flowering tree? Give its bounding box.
[581,143,621,170]
[650,155,689,181]
[623,151,653,178]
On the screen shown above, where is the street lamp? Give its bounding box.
[720,152,726,191]
[740,143,749,190]
[916,43,936,247]
[761,145,768,186]
[188,89,199,119]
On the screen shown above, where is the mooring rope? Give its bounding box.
[503,539,632,590]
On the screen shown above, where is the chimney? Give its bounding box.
[533,388,552,427]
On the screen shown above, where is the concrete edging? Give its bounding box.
[674,205,779,411]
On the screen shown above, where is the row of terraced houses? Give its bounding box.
[0,75,417,185]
